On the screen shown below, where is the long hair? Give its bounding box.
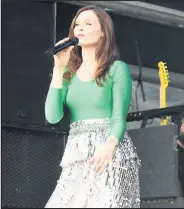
[64,5,120,86]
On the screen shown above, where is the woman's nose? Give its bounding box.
[79,27,84,32]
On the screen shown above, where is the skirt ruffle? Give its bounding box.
[45,118,141,208]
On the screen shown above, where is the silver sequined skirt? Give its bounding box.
[45,118,141,208]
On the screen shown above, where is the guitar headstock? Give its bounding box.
[158,61,170,88]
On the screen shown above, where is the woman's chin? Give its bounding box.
[78,40,88,46]
[78,41,97,48]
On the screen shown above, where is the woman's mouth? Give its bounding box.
[77,34,85,38]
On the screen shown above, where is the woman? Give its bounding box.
[172,115,184,196]
[178,121,184,197]
[45,5,141,208]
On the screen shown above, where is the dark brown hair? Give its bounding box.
[64,5,120,86]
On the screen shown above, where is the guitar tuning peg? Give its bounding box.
[158,61,164,67]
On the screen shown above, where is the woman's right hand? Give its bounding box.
[53,37,74,71]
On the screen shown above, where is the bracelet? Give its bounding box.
[106,136,119,147]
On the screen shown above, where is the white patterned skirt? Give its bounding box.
[45,118,141,208]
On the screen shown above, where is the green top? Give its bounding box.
[45,60,132,142]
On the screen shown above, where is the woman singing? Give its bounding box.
[45,5,141,208]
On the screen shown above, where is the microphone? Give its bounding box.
[45,37,79,55]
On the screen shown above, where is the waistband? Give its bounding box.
[70,117,110,128]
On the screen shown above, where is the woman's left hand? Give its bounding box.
[89,138,118,174]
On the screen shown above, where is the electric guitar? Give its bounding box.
[158,61,170,125]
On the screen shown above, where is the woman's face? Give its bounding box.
[74,10,103,47]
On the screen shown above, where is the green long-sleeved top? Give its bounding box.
[45,60,132,142]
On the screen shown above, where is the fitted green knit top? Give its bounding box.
[45,60,132,142]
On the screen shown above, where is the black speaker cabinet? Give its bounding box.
[2,126,67,208]
[129,124,179,200]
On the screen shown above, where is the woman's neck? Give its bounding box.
[81,47,97,68]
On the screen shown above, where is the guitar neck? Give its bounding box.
[160,87,167,125]
[158,62,169,125]
[160,87,166,108]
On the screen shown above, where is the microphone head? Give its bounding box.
[70,37,79,45]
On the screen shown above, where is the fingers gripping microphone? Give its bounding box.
[45,37,79,55]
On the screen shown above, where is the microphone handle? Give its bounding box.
[53,41,73,55]
[45,40,73,56]
[54,39,72,50]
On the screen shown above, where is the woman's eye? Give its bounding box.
[86,23,92,26]
[74,23,79,27]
